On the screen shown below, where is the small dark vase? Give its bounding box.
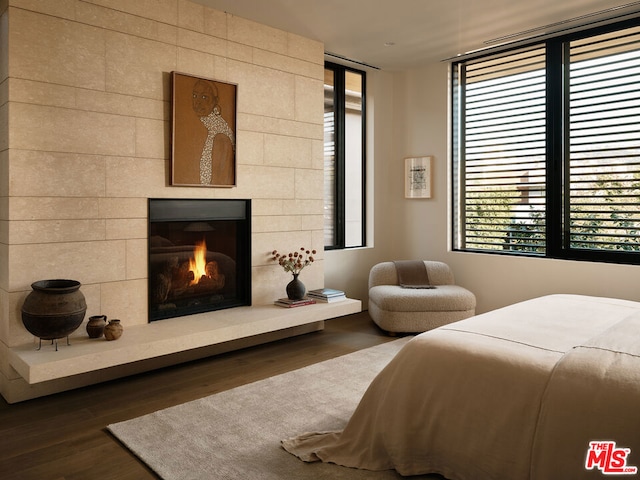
[21,279,87,349]
[104,319,123,341]
[286,273,306,300]
[86,315,107,338]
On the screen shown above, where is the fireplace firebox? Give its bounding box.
[148,199,251,322]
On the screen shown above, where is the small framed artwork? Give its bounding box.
[405,156,432,198]
[171,72,237,187]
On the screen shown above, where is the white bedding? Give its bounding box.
[282,294,640,479]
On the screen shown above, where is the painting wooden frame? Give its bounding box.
[171,72,237,187]
[405,156,432,198]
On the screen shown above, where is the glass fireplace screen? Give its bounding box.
[148,199,251,321]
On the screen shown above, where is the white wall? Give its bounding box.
[329,61,640,314]
[325,68,398,303]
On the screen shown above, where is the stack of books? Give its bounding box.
[307,288,347,303]
[274,297,316,308]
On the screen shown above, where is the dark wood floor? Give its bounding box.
[0,311,394,480]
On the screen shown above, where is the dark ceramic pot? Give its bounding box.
[286,274,306,300]
[86,315,107,338]
[21,279,87,341]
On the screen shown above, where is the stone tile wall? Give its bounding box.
[0,0,325,398]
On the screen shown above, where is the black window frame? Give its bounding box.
[324,61,366,250]
[451,18,640,266]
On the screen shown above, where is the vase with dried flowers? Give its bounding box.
[270,247,316,300]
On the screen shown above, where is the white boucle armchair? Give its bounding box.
[368,261,476,334]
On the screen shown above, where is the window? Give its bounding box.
[324,62,366,249]
[452,20,640,265]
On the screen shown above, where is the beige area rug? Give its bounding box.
[108,337,444,480]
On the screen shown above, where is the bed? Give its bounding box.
[282,294,640,479]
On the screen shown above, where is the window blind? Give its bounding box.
[453,19,640,265]
[455,46,547,253]
[323,84,336,247]
[568,26,640,252]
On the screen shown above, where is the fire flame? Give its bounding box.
[189,239,208,285]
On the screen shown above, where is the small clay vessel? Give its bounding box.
[86,315,107,338]
[104,319,123,341]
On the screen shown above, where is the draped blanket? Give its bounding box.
[394,260,433,289]
[282,294,640,480]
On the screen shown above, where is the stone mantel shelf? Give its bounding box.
[9,299,361,384]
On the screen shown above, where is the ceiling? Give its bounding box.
[192,0,640,70]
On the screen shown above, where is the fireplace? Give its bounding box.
[148,199,251,322]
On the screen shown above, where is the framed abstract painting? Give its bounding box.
[405,156,432,198]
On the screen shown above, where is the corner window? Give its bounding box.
[452,20,640,265]
[324,62,366,249]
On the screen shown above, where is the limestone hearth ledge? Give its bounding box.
[8,299,361,384]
